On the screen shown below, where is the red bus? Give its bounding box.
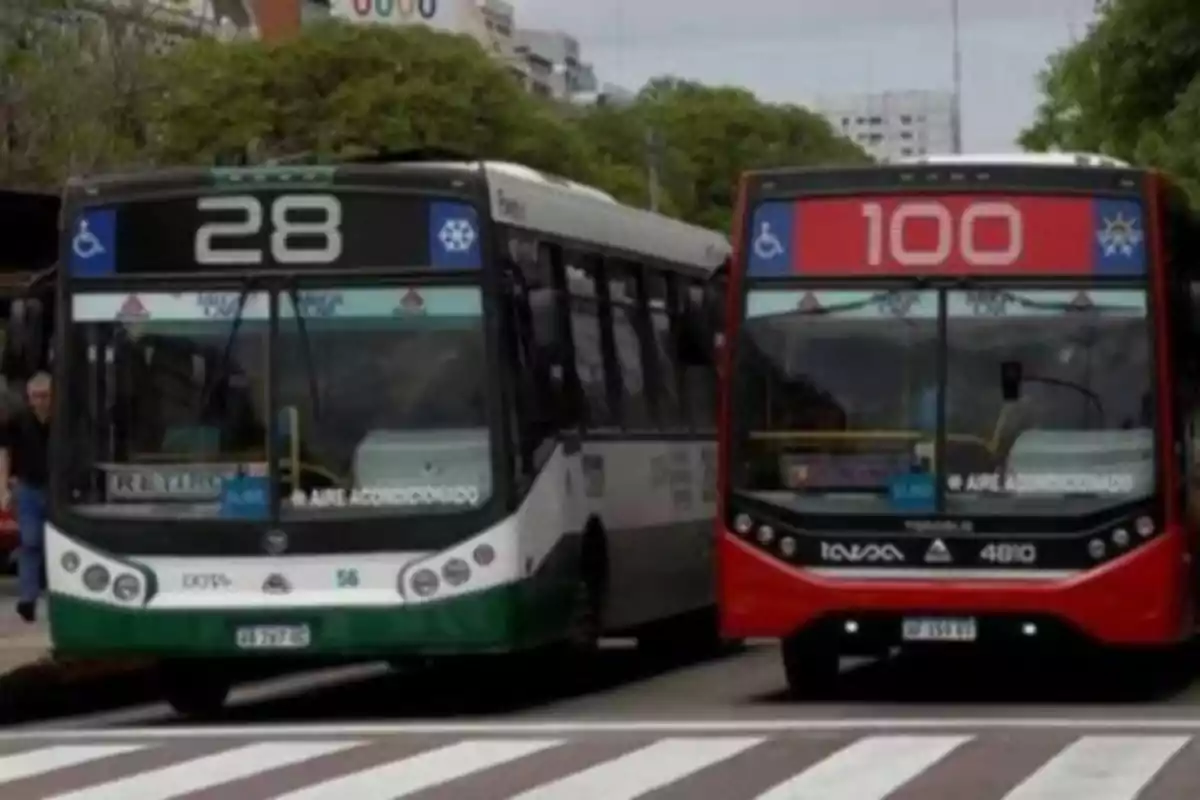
[716,153,1200,694]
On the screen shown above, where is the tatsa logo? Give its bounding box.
[350,0,437,20]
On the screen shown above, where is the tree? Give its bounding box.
[576,77,871,231]
[0,0,173,188]
[1020,0,1200,173]
[145,21,596,178]
[6,14,868,230]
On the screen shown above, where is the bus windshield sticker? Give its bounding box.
[948,472,1141,495]
[748,195,1146,277]
[888,472,936,512]
[290,486,482,507]
[219,474,269,520]
[74,288,480,322]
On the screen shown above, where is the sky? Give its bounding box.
[514,0,1100,152]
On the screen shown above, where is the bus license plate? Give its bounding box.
[901,617,977,642]
[235,625,311,650]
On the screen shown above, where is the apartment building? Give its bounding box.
[814,90,959,161]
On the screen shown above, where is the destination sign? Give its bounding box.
[67,192,481,276]
[746,195,1146,278]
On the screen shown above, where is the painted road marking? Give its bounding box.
[1002,735,1189,800]
[271,739,560,800]
[0,734,1199,799]
[0,745,144,784]
[756,735,969,800]
[21,718,1200,739]
[44,741,358,800]
[509,737,762,800]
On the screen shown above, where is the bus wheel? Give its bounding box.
[781,635,840,699]
[160,661,231,719]
[565,570,602,653]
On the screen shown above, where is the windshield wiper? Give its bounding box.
[285,280,322,421]
[197,280,256,419]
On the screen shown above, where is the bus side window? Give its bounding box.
[567,257,616,430]
[606,262,653,430]
[677,278,717,431]
[642,271,684,429]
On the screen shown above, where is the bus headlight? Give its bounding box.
[1112,528,1130,547]
[734,514,753,535]
[779,536,797,557]
[1087,539,1106,560]
[112,573,141,602]
[82,565,111,593]
[442,558,470,587]
[60,551,81,573]
[1135,516,1155,537]
[757,525,775,545]
[410,568,439,598]
[471,544,495,566]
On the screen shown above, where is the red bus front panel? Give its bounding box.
[718,166,1186,648]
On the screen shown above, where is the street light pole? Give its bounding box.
[950,0,963,154]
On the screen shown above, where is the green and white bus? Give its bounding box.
[43,157,730,714]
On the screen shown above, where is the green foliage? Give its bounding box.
[575,78,871,231]
[4,15,870,230]
[1021,0,1200,198]
[0,0,164,186]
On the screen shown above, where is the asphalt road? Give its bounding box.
[9,642,1200,797]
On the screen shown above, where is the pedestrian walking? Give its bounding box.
[0,372,51,622]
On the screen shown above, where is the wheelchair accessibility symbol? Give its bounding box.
[752,222,784,261]
[72,219,106,260]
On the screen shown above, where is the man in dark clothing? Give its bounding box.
[0,372,51,623]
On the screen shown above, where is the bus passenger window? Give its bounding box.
[610,305,652,429]
[570,299,615,428]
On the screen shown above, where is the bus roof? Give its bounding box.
[893,152,1132,168]
[479,161,730,272]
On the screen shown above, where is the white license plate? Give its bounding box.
[901,617,977,642]
[235,625,311,650]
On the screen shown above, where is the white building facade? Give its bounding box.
[512,28,596,100]
[814,90,958,161]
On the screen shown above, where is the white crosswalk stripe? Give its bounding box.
[0,745,145,784]
[44,741,359,800]
[0,731,1195,799]
[756,735,970,800]
[272,739,562,800]
[1001,736,1190,800]
[509,737,763,800]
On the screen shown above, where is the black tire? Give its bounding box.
[781,635,840,699]
[564,568,603,653]
[564,528,606,654]
[160,662,231,719]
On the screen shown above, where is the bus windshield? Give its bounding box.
[734,287,1154,516]
[65,287,491,520]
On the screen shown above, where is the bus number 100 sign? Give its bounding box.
[861,200,1024,270]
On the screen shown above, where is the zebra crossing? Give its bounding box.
[0,728,1199,798]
